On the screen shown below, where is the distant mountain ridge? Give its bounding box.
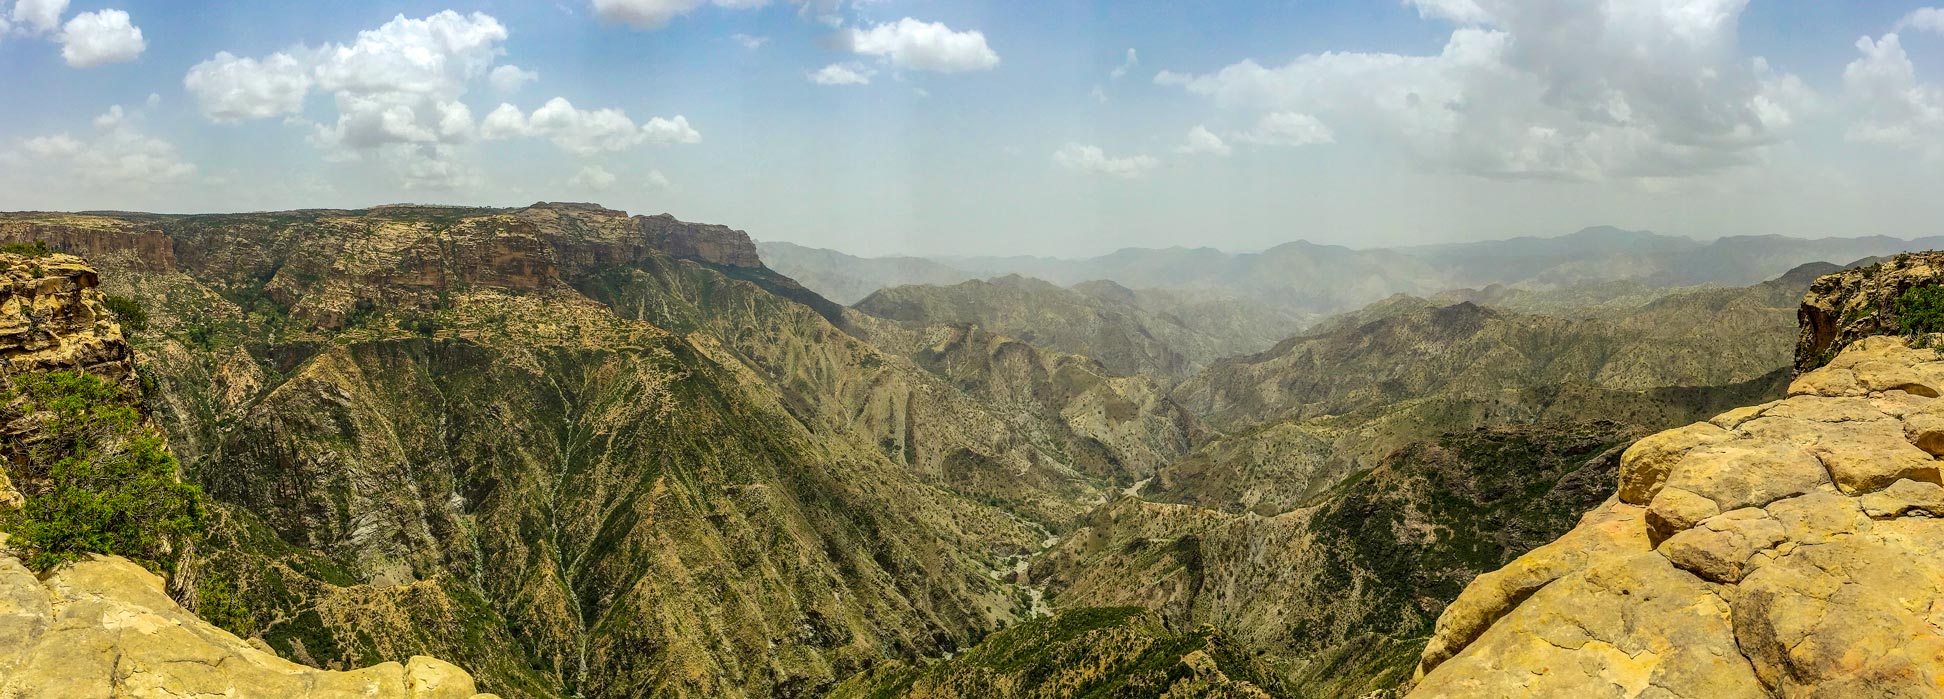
[761,227,1944,321]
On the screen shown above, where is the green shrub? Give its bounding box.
[101,295,148,333]
[0,371,205,572]
[1896,286,1944,337]
[0,241,53,257]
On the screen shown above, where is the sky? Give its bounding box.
[2,0,1943,257]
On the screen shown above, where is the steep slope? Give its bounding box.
[828,607,1283,699]
[0,205,1192,698]
[0,252,495,699]
[854,274,1303,380]
[1410,334,1944,697]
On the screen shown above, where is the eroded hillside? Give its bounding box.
[0,206,1196,698]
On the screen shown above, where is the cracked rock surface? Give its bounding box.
[0,535,499,699]
[1410,335,1944,698]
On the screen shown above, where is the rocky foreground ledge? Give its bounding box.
[0,534,501,698]
[1409,334,1944,697]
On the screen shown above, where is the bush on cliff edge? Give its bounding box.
[1,371,205,572]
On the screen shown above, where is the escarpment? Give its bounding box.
[0,253,499,698]
[1409,266,1944,697]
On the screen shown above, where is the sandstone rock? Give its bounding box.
[0,550,499,699]
[1795,253,1944,373]
[1411,334,1944,699]
[1656,508,1785,583]
[1617,421,1731,505]
[1857,477,1944,518]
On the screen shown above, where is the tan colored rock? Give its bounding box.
[1732,516,1944,695]
[1656,508,1785,583]
[1411,334,1944,699]
[1737,411,1939,494]
[1658,439,1828,518]
[1858,477,1944,518]
[1415,500,1651,678]
[0,551,499,699]
[1411,548,1766,699]
[1616,421,1731,505]
[1644,486,1720,542]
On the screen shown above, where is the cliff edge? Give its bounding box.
[1408,258,1944,697]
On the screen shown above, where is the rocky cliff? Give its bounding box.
[1409,335,1944,695]
[1796,251,1944,372]
[0,252,498,698]
[0,205,1197,698]
[0,534,498,699]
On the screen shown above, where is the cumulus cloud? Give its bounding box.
[183,11,695,187]
[1053,144,1157,178]
[1176,126,1231,156]
[569,165,618,190]
[732,33,768,49]
[1238,112,1335,147]
[9,104,195,190]
[809,62,873,85]
[845,18,999,73]
[57,9,145,67]
[591,0,767,30]
[9,0,66,35]
[1896,7,1944,35]
[480,97,699,155]
[1844,33,1944,155]
[489,64,539,94]
[1157,0,1808,180]
[183,52,313,121]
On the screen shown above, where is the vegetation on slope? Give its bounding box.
[0,370,205,572]
[829,606,1283,699]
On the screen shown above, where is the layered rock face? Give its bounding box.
[1410,335,1944,697]
[0,252,134,382]
[1796,251,1944,372]
[0,535,497,699]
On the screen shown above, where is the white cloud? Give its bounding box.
[310,11,507,98]
[1238,112,1335,147]
[1844,33,1944,155]
[184,52,313,121]
[590,0,766,30]
[1109,48,1138,80]
[570,165,618,190]
[646,169,672,190]
[480,98,699,155]
[1053,144,1157,179]
[1896,7,1944,35]
[846,18,999,73]
[183,11,693,188]
[809,62,873,85]
[58,9,144,67]
[1177,125,1232,156]
[9,104,195,190]
[489,64,539,94]
[1157,0,1805,181]
[9,0,66,35]
[731,33,768,49]
[1407,0,1490,25]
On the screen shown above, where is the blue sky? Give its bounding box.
[3,1,1943,256]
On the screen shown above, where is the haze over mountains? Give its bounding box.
[761,227,1944,321]
[1,202,1940,699]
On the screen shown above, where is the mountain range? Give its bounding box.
[1,205,1938,698]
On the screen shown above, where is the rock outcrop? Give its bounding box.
[1796,251,1944,373]
[0,252,134,383]
[1410,335,1944,697]
[0,534,499,699]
